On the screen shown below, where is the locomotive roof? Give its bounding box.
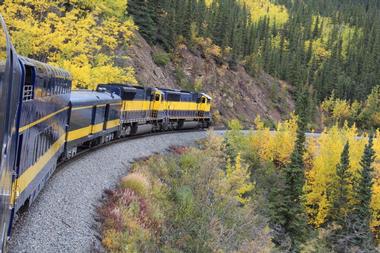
[200,93,212,100]
[97,83,157,94]
[98,83,146,90]
[70,90,121,107]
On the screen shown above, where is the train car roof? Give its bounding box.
[70,90,121,107]
[18,56,71,80]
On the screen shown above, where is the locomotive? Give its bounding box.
[0,15,211,252]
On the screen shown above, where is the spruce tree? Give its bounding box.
[128,0,156,43]
[330,142,351,223]
[346,135,376,251]
[327,142,353,252]
[280,84,310,251]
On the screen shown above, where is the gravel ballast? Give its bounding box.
[8,131,210,253]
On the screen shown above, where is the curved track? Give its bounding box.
[8,130,211,253]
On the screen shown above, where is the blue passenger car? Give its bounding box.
[11,57,72,212]
[64,90,121,159]
[0,16,23,251]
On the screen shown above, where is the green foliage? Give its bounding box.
[324,142,355,252]
[224,119,247,162]
[174,67,190,89]
[127,0,156,43]
[346,135,376,251]
[280,119,310,250]
[329,142,352,224]
[152,52,170,66]
[360,86,380,130]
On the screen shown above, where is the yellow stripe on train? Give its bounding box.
[106,119,121,129]
[19,107,69,133]
[122,101,151,111]
[11,134,66,204]
[67,119,120,142]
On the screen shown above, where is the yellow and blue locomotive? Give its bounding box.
[0,15,212,252]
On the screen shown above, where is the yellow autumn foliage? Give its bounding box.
[226,154,254,205]
[304,124,367,226]
[250,114,298,166]
[241,0,289,26]
[248,119,380,234]
[0,0,137,89]
[372,130,380,235]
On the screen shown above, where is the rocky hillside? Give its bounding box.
[125,32,294,127]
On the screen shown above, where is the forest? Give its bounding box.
[129,0,380,127]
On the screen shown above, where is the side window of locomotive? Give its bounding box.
[155,94,160,101]
[123,92,136,100]
[201,97,206,104]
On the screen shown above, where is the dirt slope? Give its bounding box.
[124,32,294,126]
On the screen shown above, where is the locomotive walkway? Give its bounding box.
[8,131,212,253]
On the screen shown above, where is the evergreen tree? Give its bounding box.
[346,135,376,251]
[128,0,156,43]
[281,119,308,250]
[278,87,310,250]
[327,142,353,252]
[330,142,351,223]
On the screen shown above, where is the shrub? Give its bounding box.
[100,134,274,253]
[152,52,171,66]
[120,173,150,197]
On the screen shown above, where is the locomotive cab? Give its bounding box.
[151,89,164,119]
[198,93,212,117]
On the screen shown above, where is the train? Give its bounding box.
[0,15,212,252]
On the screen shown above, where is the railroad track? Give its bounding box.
[57,128,209,168]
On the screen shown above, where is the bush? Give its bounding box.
[99,133,274,253]
[152,52,171,66]
[120,173,150,197]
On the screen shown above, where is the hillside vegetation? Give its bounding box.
[1,0,295,124]
[129,0,380,128]
[0,0,137,89]
[125,32,294,126]
[99,137,273,252]
[100,123,380,252]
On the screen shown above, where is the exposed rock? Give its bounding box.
[126,32,295,126]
